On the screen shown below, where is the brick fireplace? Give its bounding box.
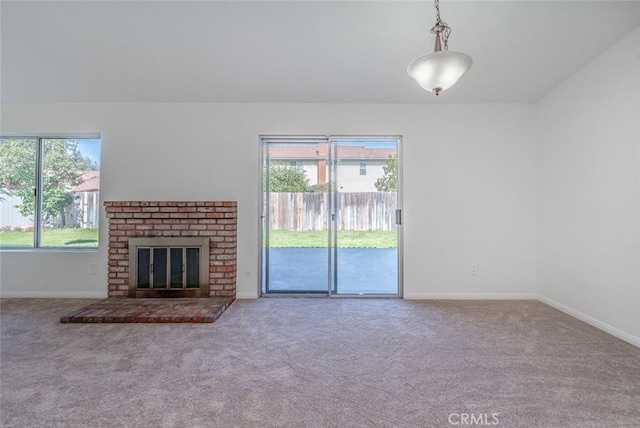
[104,201,237,298]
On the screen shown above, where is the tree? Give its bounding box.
[268,165,313,192]
[0,139,96,226]
[374,154,398,192]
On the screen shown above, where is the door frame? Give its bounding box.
[258,135,403,298]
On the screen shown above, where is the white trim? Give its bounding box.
[0,133,100,139]
[0,291,107,299]
[236,292,259,299]
[537,295,640,348]
[403,292,537,300]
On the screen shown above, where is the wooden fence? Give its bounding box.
[269,192,397,231]
[0,189,99,230]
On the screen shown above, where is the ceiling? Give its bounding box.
[2,1,639,104]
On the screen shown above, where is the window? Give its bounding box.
[360,161,367,176]
[0,136,101,249]
[289,160,304,170]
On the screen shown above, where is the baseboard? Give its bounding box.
[0,291,108,299]
[235,292,259,299]
[403,292,537,300]
[536,295,640,348]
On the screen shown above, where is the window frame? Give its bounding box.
[0,134,101,251]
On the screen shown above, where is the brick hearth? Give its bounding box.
[104,201,237,298]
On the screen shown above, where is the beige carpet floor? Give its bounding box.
[1,298,639,427]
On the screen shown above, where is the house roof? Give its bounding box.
[71,171,100,192]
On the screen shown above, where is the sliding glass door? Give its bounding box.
[330,138,400,295]
[261,136,401,296]
[262,138,330,293]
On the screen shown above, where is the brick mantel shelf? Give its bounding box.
[104,201,237,298]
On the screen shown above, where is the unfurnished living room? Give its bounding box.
[1,1,639,427]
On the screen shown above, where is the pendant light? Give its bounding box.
[407,0,473,96]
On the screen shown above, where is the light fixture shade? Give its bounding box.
[407,51,473,95]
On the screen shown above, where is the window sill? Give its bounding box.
[0,247,99,253]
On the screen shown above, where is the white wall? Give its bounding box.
[537,27,640,345]
[0,103,537,299]
[336,161,385,192]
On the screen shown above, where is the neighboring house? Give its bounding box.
[267,145,395,192]
[63,171,100,229]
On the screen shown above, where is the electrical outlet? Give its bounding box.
[471,263,479,276]
[89,263,98,275]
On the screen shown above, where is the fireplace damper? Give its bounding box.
[128,237,210,298]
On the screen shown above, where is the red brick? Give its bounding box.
[134,224,154,230]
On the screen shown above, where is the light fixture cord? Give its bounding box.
[434,0,451,51]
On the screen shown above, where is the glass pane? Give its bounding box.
[40,138,101,248]
[263,140,329,293]
[333,140,399,295]
[153,248,168,288]
[137,248,151,288]
[186,248,200,288]
[0,138,37,248]
[170,248,183,288]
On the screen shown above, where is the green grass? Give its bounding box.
[0,228,99,248]
[1,228,394,249]
[266,230,397,248]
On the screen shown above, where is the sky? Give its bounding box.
[76,139,101,168]
[338,141,398,148]
[265,140,398,149]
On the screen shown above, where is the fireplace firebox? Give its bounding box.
[129,237,210,298]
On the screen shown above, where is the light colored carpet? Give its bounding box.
[1,298,639,427]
